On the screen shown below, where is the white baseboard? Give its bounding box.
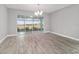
[0,34,17,44]
[7,34,17,37]
[45,31,79,41]
[0,35,8,44]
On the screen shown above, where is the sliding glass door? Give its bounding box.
[16,15,43,33]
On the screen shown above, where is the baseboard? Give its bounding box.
[0,34,17,44]
[0,35,8,44]
[7,34,17,37]
[45,31,79,41]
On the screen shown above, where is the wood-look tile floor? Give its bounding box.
[0,32,79,54]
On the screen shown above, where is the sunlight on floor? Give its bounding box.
[17,32,25,38]
[17,32,32,39]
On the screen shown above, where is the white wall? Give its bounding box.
[0,5,8,40]
[50,5,79,39]
[8,9,50,35]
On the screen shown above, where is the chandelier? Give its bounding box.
[34,4,43,16]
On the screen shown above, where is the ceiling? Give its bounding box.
[5,4,71,13]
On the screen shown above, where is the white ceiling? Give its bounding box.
[5,4,71,13]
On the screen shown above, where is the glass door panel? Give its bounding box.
[17,18,25,32]
[33,18,41,31]
[25,18,33,32]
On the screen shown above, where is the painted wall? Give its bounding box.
[0,5,8,40]
[50,5,79,39]
[7,9,50,35]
